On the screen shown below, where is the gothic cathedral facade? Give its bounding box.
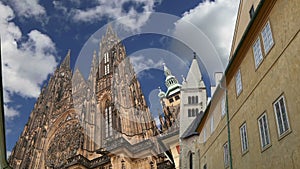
[8,26,173,169]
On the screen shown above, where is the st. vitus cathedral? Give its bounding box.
[8,26,177,169]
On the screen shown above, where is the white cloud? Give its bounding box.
[69,0,157,31]
[0,2,58,119]
[7,151,11,158]
[175,0,239,62]
[4,104,19,119]
[7,0,46,18]
[130,55,164,76]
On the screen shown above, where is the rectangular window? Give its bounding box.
[192,109,196,117]
[210,116,214,134]
[253,38,263,68]
[221,95,226,117]
[258,113,271,148]
[240,123,248,153]
[223,142,229,167]
[261,21,274,54]
[273,95,290,136]
[235,69,243,95]
[188,109,191,117]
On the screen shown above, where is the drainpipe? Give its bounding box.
[226,90,233,169]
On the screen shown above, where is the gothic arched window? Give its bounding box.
[105,100,112,138]
[104,52,110,75]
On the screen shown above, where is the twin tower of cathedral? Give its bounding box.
[9,25,208,169]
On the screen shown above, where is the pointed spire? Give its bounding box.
[73,68,85,80]
[181,75,186,84]
[91,50,98,68]
[163,63,172,77]
[158,86,166,98]
[106,24,115,37]
[60,49,71,68]
[184,52,204,89]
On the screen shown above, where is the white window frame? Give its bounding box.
[235,69,243,96]
[258,113,271,149]
[253,37,263,68]
[261,21,274,54]
[221,95,226,117]
[273,95,290,137]
[240,123,248,153]
[210,116,214,134]
[223,142,229,167]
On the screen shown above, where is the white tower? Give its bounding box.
[179,53,207,137]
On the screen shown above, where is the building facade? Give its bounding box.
[8,26,174,169]
[182,0,300,169]
[157,55,209,169]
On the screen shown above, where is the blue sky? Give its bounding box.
[0,0,239,156]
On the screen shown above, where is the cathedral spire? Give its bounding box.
[106,24,115,37]
[60,49,71,68]
[88,50,98,90]
[91,50,98,68]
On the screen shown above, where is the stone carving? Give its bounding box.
[46,121,83,168]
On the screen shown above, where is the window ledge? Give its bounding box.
[278,129,292,141]
[261,144,272,153]
[241,149,249,157]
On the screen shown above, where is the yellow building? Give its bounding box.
[182,0,300,168]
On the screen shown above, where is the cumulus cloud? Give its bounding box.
[174,0,239,63]
[0,2,58,119]
[3,0,46,19]
[56,0,159,31]
[130,54,164,76]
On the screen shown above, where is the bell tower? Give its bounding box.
[179,53,207,137]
